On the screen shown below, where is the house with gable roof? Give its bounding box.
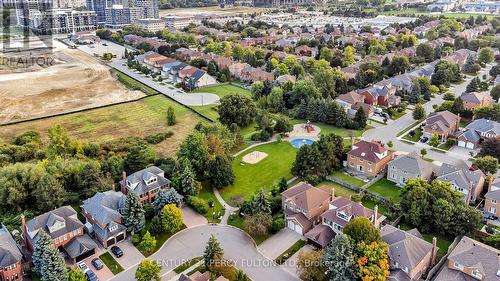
[81,190,127,248]
[387,152,436,186]
[457,119,500,150]
[460,92,493,110]
[347,140,393,177]
[435,162,485,203]
[423,111,460,141]
[281,182,332,235]
[24,206,98,263]
[484,178,500,218]
[120,166,171,205]
[0,225,24,281]
[382,224,437,281]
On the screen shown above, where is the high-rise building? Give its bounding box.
[104,4,140,28]
[134,0,158,19]
[26,8,96,34]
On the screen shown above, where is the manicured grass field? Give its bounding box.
[317,181,358,199]
[220,141,297,203]
[191,84,251,121]
[331,171,365,187]
[99,252,124,275]
[366,179,402,202]
[0,95,202,157]
[197,184,225,223]
[291,119,368,138]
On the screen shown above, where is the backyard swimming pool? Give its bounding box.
[290,138,314,148]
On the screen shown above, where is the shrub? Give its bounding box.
[270,217,285,233]
[131,233,141,246]
[144,204,155,220]
[187,196,209,214]
[144,132,174,144]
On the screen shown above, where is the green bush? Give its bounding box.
[144,132,174,144]
[270,217,285,233]
[187,196,209,214]
[131,233,141,246]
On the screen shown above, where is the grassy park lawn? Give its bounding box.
[198,184,224,223]
[221,141,297,203]
[0,95,202,157]
[366,179,401,202]
[99,252,124,275]
[227,213,269,245]
[174,257,202,274]
[317,181,358,199]
[191,84,251,121]
[331,171,365,187]
[291,119,369,138]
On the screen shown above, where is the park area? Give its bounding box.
[191,84,252,121]
[221,141,297,204]
[0,95,203,157]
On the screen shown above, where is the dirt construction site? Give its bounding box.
[0,38,145,125]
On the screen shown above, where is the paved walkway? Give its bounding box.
[181,206,208,228]
[258,228,302,260]
[213,188,239,224]
[109,59,220,106]
[109,225,299,281]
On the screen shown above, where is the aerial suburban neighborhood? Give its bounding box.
[0,0,499,281]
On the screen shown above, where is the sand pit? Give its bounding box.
[0,42,145,124]
[242,151,268,164]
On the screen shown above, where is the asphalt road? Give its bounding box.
[363,64,494,165]
[109,225,300,281]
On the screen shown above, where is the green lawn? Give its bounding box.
[396,120,423,137]
[174,257,202,274]
[191,84,251,121]
[381,8,498,19]
[113,70,159,95]
[366,179,401,202]
[399,223,452,258]
[197,184,224,223]
[331,171,365,187]
[317,181,358,199]
[99,252,124,275]
[227,213,269,245]
[291,119,368,138]
[402,127,423,142]
[275,240,306,265]
[220,141,297,203]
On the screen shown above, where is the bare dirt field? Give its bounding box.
[0,95,203,157]
[0,40,145,124]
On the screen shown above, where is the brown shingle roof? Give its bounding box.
[282,182,331,212]
[348,140,389,163]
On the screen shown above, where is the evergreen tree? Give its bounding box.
[204,235,224,268]
[149,215,163,236]
[466,77,480,93]
[32,231,68,281]
[413,104,426,120]
[278,177,288,192]
[153,189,183,212]
[463,54,479,74]
[175,158,198,196]
[166,106,176,126]
[451,97,465,114]
[353,107,367,129]
[409,80,421,104]
[323,233,356,281]
[123,192,146,233]
[251,189,272,215]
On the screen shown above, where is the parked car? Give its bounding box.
[85,269,99,281]
[77,261,89,273]
[102,43,108,46]
[91,258,104,270]
[420,137,429,143]
[111,246,123,258]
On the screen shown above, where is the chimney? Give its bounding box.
[21,214,28,248]
[373,205,379,229]
[430,237,438,266]
[351,136,355,147]
[122,171,127,195]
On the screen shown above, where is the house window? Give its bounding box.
[472,269,482,279]
[453,262,463,270]
[492,199,497,204]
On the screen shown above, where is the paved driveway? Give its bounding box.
[80,255,115,281]
[181,206,208,228]
[112,239,145,270]
[281,245,314,278]
[110,225,299,281]
[258,228,302,260]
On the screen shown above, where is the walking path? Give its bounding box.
[213,188,239,225]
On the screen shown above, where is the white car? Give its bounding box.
[77,262,89,273]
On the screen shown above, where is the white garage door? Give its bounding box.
[466,142,474,149]
[287,220,303,235]
[294,224,303,235]
[458,141,466,147]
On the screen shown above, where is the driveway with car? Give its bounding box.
[109,225,299,281]
[258,228,302,260]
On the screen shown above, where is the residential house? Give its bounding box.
[178,67,217,88]
[162,61,189,82]
[387,152,435,186]
[435,163,486,203]
[423,111,460,140]
[81,191,127,248]
[24,206,98,263]
[178,271,211,281]
[120,166,171,205]
[457,119,500,149]
[433,236,500,281]
[228,62,250,79]
[381,224,437,281]
[460,91,493,110]
[485,179,500,217]
[315,197,384,247]
[358,84,399,107]
[241,67,274,82]
[347,140,393,177]
[335,91,374,118]
[276,74,296,85]
[282,182,332,235]
[0,225,23,281]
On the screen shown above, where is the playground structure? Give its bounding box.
[287,123,321,140]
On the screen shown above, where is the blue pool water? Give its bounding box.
[290,138,314,148]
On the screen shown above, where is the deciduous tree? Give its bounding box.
[161,204,183,233]
[135,259,161,281]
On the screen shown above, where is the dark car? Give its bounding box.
[91,258,104,270]
[111,246,123,258]
[420,137,429,143]
[85,270,99,281]
[102,43,108,46]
